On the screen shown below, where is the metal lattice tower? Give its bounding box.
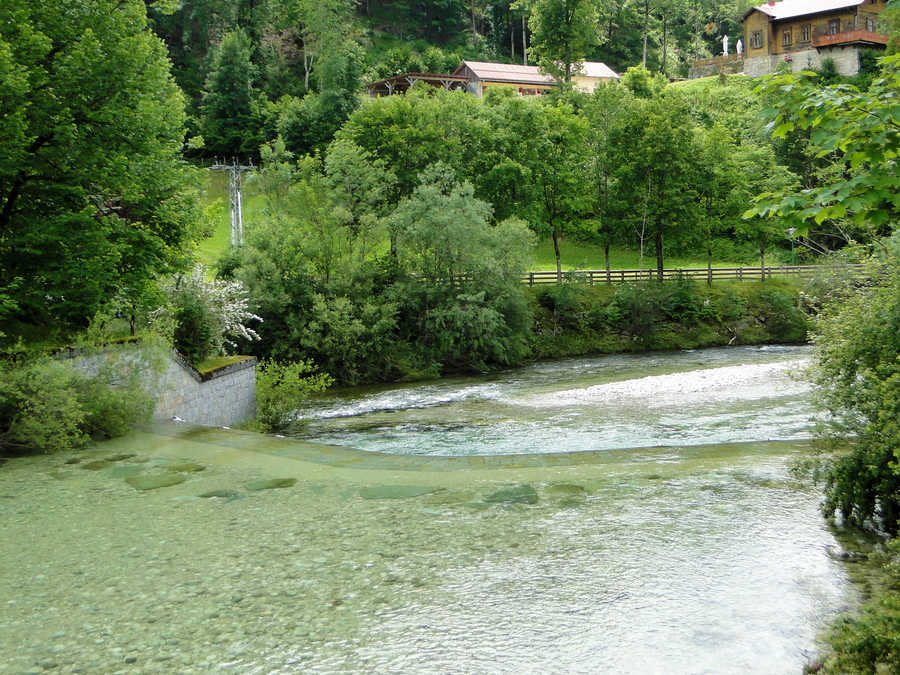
[210,158,254,247]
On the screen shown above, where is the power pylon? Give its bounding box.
[210,158,254,247]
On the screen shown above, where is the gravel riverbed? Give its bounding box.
[0,425,853,674]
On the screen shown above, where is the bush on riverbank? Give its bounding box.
[528,278,809,360]
[0,350,155,455]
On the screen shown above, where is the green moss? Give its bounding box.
[194,355,253,374]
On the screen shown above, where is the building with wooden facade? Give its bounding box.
[366,60,619,97]
[742,0,888,76]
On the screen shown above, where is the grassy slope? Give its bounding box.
[195,171,754,271]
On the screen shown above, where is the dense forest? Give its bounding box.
[145,0,758,158]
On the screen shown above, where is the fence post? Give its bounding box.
[529,272,534,287]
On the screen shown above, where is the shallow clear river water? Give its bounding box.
[0,345,859,674]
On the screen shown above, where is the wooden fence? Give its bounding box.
[520,264,867,285]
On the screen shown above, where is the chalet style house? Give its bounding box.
[742,0,888,76]
[366,60,619,97]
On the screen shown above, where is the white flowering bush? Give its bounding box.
[153,265,262,362]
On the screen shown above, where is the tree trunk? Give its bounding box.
[655,224,664,282]
[553,228,562,281]
[605,242,611,284]
[760,245,766,281]
[642,0,650,66]
[707,246,712,287]
[509,8,514,59]
[523,15,528,66]
[661,15,668,75]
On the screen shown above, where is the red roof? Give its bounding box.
[453,60,619,84]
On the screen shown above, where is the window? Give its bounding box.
[782,30,792,47]
[801,24,810,42]
[828,18,840,35]
[866,17,877,32]
[750,30,763,49]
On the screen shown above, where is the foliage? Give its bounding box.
[0,349,155,454]
[822,539,900,673]
[388,164,534,370]
[529,279,810,359]
[154,265,261,363]
[747,55,900,236]
[527,0,599,82]
[254,359,333,432]
[200,28,263,156]
[811,238,900,534]
[606,90,702,276]
[0,0,199,333]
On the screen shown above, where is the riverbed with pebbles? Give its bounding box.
[1,424,855,673]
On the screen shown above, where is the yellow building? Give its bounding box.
[742,0,888,76]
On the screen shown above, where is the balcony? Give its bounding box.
[812,29,888,48]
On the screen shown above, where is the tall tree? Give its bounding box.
[528,0,599,82]
[583,82,633,279]
[200,28,262,156]
[0,0,198,330]
[608,92,701,278]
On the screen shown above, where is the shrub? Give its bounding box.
[255,360,333,433]
[0,351,154,454]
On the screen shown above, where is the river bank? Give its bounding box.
[526,278,809,361]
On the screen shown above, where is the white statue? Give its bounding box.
[736,39,743,56]
[722,34,729,56]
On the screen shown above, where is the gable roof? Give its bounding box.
[576,62,621,79]
[454,61,555,85]
[744,0,865,21]
[453,60,619,84]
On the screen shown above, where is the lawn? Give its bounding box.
[194,170,763,271]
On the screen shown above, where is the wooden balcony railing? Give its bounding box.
[812,29,888,47]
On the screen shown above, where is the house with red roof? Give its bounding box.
[366,60,619,97]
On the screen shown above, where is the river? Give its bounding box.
[0,345,858,673]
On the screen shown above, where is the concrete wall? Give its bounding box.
[68,345,257,428]
[689,56,744,79]
[743,45,862,76]
[155,352,257,427]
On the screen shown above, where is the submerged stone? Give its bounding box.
[109,465,145,479]
[64,458,81,465]
[245,478,297,491]
[199,489,241,500]
[359,485,439,500]
[484,484,539,505]
[126,473,187,491]
[105,453,137,462]
[546,483,586,496]
[168,462,206,473]
[81,460,112,471]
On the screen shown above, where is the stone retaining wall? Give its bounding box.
[743,46,863,77]
[155,353,257,427]
[67,344,257,428]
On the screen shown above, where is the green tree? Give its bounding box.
[389,164,534,370]
[746,56,900,233]
[608,92,701,278]
[0,0,198,332]
[508,100,589,279]
[200,28,263,156]
[583,82,633,278]
[528,0,599,82]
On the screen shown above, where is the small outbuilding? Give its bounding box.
[367,60,619,98]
